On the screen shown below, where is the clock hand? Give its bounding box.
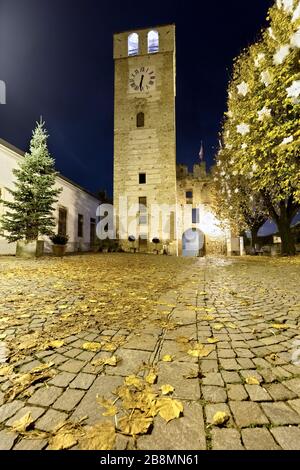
[139,75,144,91]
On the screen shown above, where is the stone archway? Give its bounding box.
[182,228,205,257]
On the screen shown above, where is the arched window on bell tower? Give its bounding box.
[128,33,139,56]
[137,112,145,128]
[148,30,159,53]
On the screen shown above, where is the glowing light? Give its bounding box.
[237,82,249,97]
[199,209,225,238]
[258,107,272,121]
[287,80,300,103]
[280,135,294,145]
[291,29,300,48]
[261,70,273,87]
[237,123,250,136]
[273,45,290,65]
[254,53,265,68]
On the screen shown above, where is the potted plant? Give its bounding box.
[128,236,137,253]
[101,240,110,253]
[50,234,69,257]
[152,238,161,255]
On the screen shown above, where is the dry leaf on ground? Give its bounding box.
[96,396,118,417]
[12,412,34,432]
[118,410,153,436]
[44,340,64,350]
[271,324,289,330]
[0,365,13,376]
[145,370,157,385]
[160,384,175,395]
[212,324,224,331]
[245,376,260,385]
[125,375,144,390]
[48,431,78,450]
[212,411,230,427]
[4,363,56,402]
[155,398,184,423]
[187,344,214,358]
[225,322,237,330]
[82,342,102,352]
[207,337,219,344]
[176,336,190,344]
[200,315,215,322]
[80,423,116,450]
[91,356,120,368]
[162,355,173,362]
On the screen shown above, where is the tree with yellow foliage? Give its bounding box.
[214,0,300,255]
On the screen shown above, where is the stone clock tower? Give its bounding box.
[113,24,178,254]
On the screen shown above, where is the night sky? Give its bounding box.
[0,0,273,197]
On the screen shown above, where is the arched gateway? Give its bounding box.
[182,228,205,257]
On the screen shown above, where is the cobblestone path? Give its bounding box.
[0,255,300,450]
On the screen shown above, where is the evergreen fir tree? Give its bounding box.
[0,120,62,243]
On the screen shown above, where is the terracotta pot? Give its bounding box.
[52,244,67,257]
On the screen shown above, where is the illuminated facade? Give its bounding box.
[113,24,229,256]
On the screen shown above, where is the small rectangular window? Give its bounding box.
[58,207,68,236]
[90,218,96,244]
[78,214,84,238]
[137,112,145,128]
[192,208,200,224]
[186,191,193,199]
[139,173,146,184]
[139,197,147,207]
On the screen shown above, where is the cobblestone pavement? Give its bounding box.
[0,254,300,450]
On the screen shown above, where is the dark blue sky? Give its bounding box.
[0,0,273,196]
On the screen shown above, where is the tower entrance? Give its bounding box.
[182,228,205,257]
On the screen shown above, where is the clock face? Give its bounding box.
[129,67,156,93]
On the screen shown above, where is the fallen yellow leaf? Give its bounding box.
[31,362,54,374]
[48,431,78,450]
[245,376,260,385]
[97,396,118,417]
[207,337,219,344]
[0,365,13,376]
[200,315,215,321]
[125,375,144,390]
[12,412,34,432]
[225,322,237,330]
[162,355,173,363]
[160,384,175,395]
[91,356,120,368]
[176,336,190,344]
[145,371,157,385]
[80,423,116,450]
[271,324,289,330]
[212,411,230,427]
[212,323,224,331]
[82,342,102,352]
[155,398,183,422]
[187,344,214,358]
[118,411,153,436]
[46,340,64,349]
